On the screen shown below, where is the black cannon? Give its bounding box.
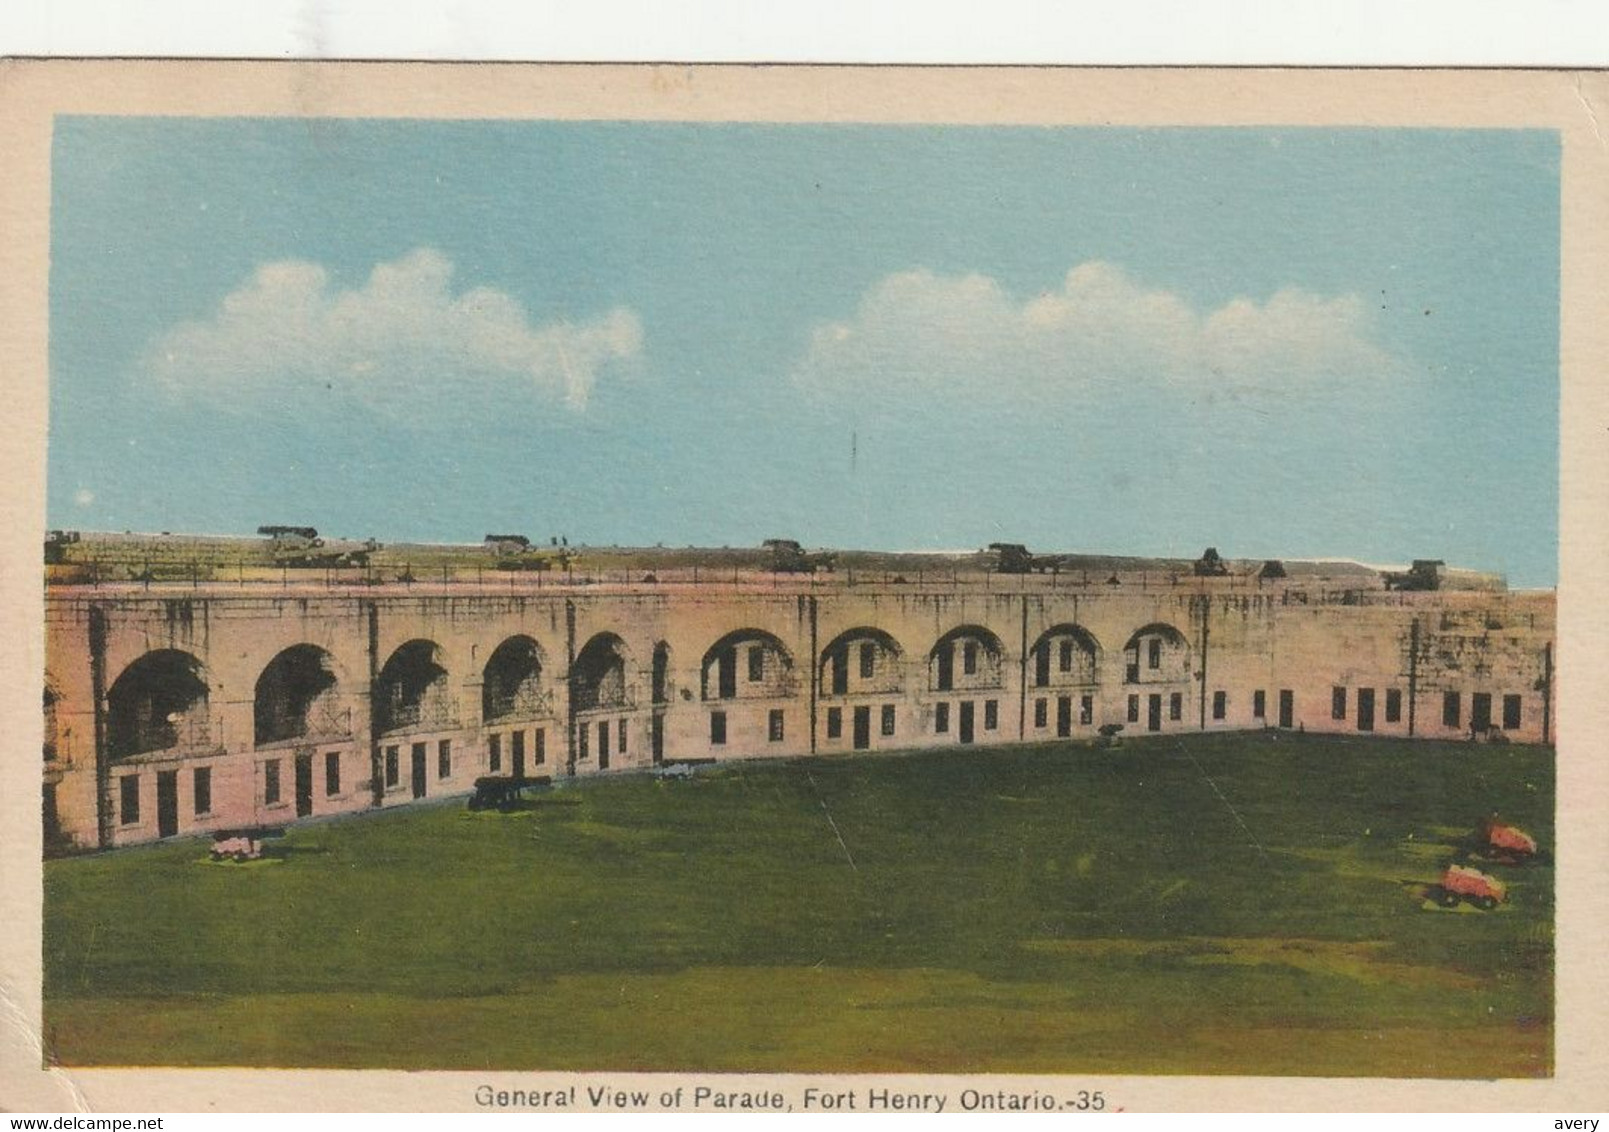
[467,775,552,812]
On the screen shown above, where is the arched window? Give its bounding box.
[106,650,211,759]
[1030,625,1101,688]
[255,644,348,746]
[929,626,1005,692]
[482,635,550,723]
[701,630,796,701]
[1122,623,1190,684]
[819,627,905,697]
[572,633,634,712]
[376,640,455,733]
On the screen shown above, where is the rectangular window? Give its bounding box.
[488,732,502,773]
[1059,639,1074,672]
[1332,686,1347,720]
[438,739,451,780]
[194,766,212,815]
[119,775,140,825]
[710,711,727,745]
[597,721,610,759]
[768,709,785,742]
[937,644,954,691]
[826,706,842,739]
[324,751,340,797]
[1212,691,1227,720]
[1385,688,1402,723]
[578,722,590,760]
[1147,638,1161,669]
[1127,694,1140,723]
[1080,695,1094,725]
[384,746,399,788]
[859,642,875,679]
[1471,692,1493,732]
[1169,692,1182,722]
[1253,689,1266,719]
[618,719,628,753]
[534,727,546,765]
[881,704,896,736]
[1503,694,1522,730]
[1034,698,1048,728]
[267,758,283,804]
[748,645,764,682]
[984,699,998,731]
[1443,691,1461,729]
[935,703,950,734]
[963,642,978,676]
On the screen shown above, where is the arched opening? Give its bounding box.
[819,627,905,697]
[929,626,1004,692]
[1123,623,1191,684]
[650,641,672,765]
[376,639,455,734]
[571,633,634,712]
[255,644,348,746]
[701,629,796,701]
[1030,624,1101,688]
[651,641,672,705]
[43,681,59,762]
[106,650,211,760]
[482,635,550,723]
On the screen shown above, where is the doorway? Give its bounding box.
[959,700,975,744]
[1056,695,1072,738]
[1278,689,1294,729]
[1357,687,1376,732]
[1147,694,1162,732]
[853,705,871,750]
[294,753,314,817]
[157,770,179,837]
[410,743,427,799]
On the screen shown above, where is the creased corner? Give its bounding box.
[1574,74,1607,151]
[0,976,93,1113]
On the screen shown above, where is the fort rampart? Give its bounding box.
[41,572,1556,853]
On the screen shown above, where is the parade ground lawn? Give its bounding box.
[42,732,1554,1076]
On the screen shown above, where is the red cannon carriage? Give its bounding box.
[1427,864,1506,911]
[1478,817,1540,864]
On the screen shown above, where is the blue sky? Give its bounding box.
[48,119,1559,586]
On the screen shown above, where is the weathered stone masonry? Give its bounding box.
[41,574,1556,853]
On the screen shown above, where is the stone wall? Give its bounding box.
[41,576,1556,853]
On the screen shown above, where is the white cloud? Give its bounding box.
[73,488,95,507]
[794,261,1402,401]
[144,248,644,412]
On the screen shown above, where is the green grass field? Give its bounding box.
[42,733,1554,1076]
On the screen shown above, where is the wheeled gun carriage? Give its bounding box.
[467,775,553,812]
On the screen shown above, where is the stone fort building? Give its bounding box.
[40,539,1556,854]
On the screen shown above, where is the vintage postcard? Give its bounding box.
[1,63,1606,1112]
